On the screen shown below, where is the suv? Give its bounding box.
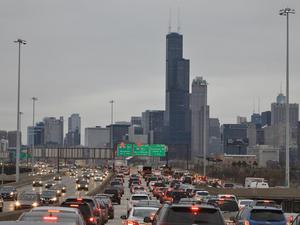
[103,188,121,205]
[145,204,225,225]
[235,206,287,225]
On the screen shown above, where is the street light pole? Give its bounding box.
[31,97,38,170]
[109,100,115,172]
[279,7,295,188]
[14,39,26,183]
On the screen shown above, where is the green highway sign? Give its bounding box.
[117,143,166,157]
[117,143,132,157]
[133,144,149,156]
[149,144,166,157]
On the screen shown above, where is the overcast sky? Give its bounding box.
[0,0,299,144]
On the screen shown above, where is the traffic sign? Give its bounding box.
[117,143,166,157]
[133,144,149,156]
[149,144,166,157]
[117,143,132,157]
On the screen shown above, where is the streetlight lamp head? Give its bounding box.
[14,39,26,45]
[279,8,296,15]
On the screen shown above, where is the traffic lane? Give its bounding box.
[2,175,100,212]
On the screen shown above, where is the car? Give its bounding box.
[0,186,17,201]
[121,206,159,225]
[40,190,59,204]
[103,188,121,205]
[18,211,85,225]
[194,190,209,201]
[217,194,238,202]
[31,206,82,215]
[77,180,89,191]
[161,190,188,204]
[53,175,62,181]
[210,198,239,223]
[55,183,67,193]
[32,179,43,187]
[64,197,103,225]
[250,200,280,208]
[127,193,151,213]
[61,201,98,225]
[45,182,56,189]
[234,206,287,225]
[145,203,226,225]
[94,175,103,182]
[49,185,63,197]
[15,192,41,210]
[95,194,114,219]
[95,198,109,224]
[0,196,3,212]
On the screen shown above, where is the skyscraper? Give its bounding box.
[27,122,44,146]
[141,110,164,144]
[164,32,190,159]
[44,117,64,146]
[190,77,209,158]
[65,114,81,146]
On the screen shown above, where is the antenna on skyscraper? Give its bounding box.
[280,81,283,94]
[168,8,172,33]
[177,7,181,33]
[258,97,261,114]
[253,98,256,113]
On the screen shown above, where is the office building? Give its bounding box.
[128,125,148,144]
[190,77,209,158]
[141,110,164,144]
[261,111,271,127]
[0,130,7,140]
[164,31,190,159]
[106,123,130,147]
[209,118,221,154]
[0,139,8,152]
[131,117,142,126]
[7,131,21,148]
[237,116,247,124]
[85,126,110,148]
[271,93,299,128]
[251,113,262,126]
[44,117,64,146]
[65,114,81,146]
[27,122,45,146]
[221,124,248,155]
[248,145,280,168]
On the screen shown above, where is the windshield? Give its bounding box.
[132,195,148,201]
[132,208,157,218]
[163,207,224,225]
[217,200,239,212]
[239,200,253,206]
[196,192,208,196]
[250,209,285,222]
[20,194,38,201]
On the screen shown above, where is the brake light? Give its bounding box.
[127,220,139,225]
[89,217,96,222]
[289,215,294,223]
[191,206,199,211]
[244,220,250,225]
[43,216,58,221]
[70,204,79,207]
[77,198,83,201]
[48,210,60,213]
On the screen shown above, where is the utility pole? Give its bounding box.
[31,97,38,171]
[279,7,295,188]
[14,39,26,183]
[110,100,115,172]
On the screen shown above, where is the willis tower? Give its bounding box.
[164,31,190,159]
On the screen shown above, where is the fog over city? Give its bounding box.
[0,0,299,143]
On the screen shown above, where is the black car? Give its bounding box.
[0,186,17,200]
[103,188,121,205]
[40,190,59,204]
[144,204,226,225]
[44,182,55,189]
[77,180,89,191]
[32,179,43,187]
[95,194,114,219]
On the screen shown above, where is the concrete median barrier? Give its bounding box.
[0,209,28,221]
[87,173,114,196]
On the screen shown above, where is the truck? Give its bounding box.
[245,177,268,188]
[142,166,152,177]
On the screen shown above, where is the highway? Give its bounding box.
[1,174,100,213]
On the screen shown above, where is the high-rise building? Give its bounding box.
[44,117,64,146]
[190,77,209,158]
[164,32,190,159]
[237,116,247,124]
[27,122,45,146]
[251,113,262,126]
[106,123,130,148]
[221,124,248,155]
[271,93,299,128]
[141,110,164,144]
[85,126,110,148]
[209,118,221,154]
[0,130,7,140]
[7,131,21,148]
[65,114,81,146]
[261,111,271,127]
[131,117,142,126]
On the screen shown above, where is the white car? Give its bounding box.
[127,194,151,213]
[194,190,209,201]
[121,206,158,225]
[238,199,253,209]
[218,194,238,202]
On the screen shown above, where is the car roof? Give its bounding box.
[131,193,149,197]
[249,206,283,211]
[170,203,217,209]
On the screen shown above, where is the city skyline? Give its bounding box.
[0,0,299,143]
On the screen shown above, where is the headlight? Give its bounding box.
[62,187,66,190]
[85,185,88,187]
[10,192,14,196]
[39,181,42,184]
[15,201,21,206]
[57,190,61,194]
[77,184,80,188]
[51,197,57,201]
[32,202,38,207]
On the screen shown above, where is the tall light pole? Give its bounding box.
[31,97,38,169]
[279,7,295,188]
[14,39,26,183]
[109,100,115,172]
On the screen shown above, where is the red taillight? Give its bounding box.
[127,220,139,225]
[191,206,199,211]
[89,217,96,222]
[43,216,58,221]
[289,215,294,222]
[77,198,83,201]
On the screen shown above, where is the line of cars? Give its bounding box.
[117,167,290,225]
